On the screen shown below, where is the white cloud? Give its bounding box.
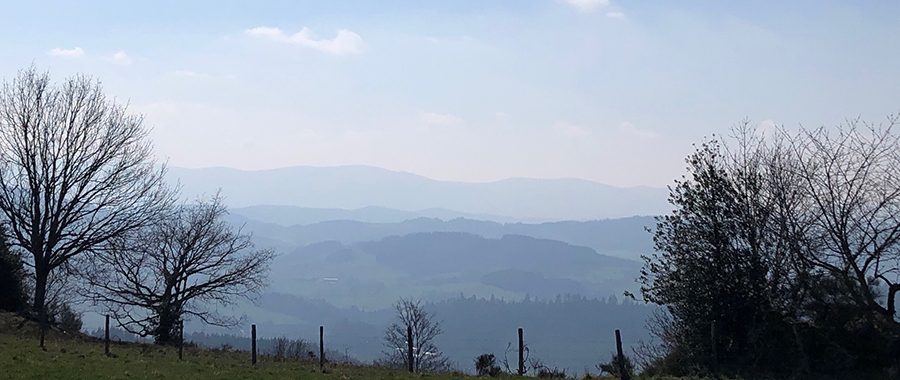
[606,11,625,19]
[554,121,591,137]
[48,47,85,58]
[244,26,364,55]
[420,112,463,126]
[618,122,659,139]
[561,0,610,13]
[109,51,133,65]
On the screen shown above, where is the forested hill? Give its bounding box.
[265,232,643,309]
[227,211,656,261]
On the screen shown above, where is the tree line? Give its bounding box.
[639,118,900,378]
[0,67,273,347]
[168,294,650,377]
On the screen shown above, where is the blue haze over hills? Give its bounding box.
[168,165,670,221]
[158,165,661,373]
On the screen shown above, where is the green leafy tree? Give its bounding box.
[639,126,800,376]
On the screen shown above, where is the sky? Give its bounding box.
[0,0,898,187]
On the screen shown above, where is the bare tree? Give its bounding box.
[788,116,900,321]
[269,337,310,362]
[380,298,450,372]
[86,194,273,345]
[0,67,174,346]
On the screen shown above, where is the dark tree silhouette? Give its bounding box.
[381,298,450,372]
[87,195,273,345]
[0,226,29,312]
[641,128,787,374]
[641,117,900,377]
[0,67,174,346]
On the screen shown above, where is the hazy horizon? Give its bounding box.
[3,1,898,187]
[166,165,671,220]
[169,163,668,188]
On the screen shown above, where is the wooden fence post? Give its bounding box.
[319,325,325,372]
[615,329,630,380]
[251,324,257,365]
[407,325,414,373]
[104,315,110,356]
[518,327,525,375]
[178,320,184,361]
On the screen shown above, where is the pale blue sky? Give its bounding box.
[1,0,898,186]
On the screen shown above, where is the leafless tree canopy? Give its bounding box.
[786,116,900,320]
[269,337,312,362]
[381,298,450,372]
[87,194,274,345]
[0,67,174,334]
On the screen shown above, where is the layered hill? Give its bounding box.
[266,232,642,309]
[168,165,669,220]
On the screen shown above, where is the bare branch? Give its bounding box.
[85,194,273,345]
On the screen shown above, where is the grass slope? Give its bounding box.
[1,333,476,380]
[0,313,545,380]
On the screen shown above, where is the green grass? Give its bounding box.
[0,313,528,380]
[2,312,681,379]
[0,333,501,380]
[0,311,732,380]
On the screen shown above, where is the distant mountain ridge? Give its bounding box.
[230,205,534,225]
[226,211,655,260]
[168,165,669,220]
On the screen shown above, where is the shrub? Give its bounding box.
[536,366,567,379]
[475,353,502,377]
[269,337,309,362]
[597,352,636,379]
[53,304,83,334]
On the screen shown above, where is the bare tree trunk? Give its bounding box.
[178,320,184,360]
[887,284,899,318]
[32,265,48,348]
[407,325,414,373]
[155,306,178,346]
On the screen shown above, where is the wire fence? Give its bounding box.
[93,316,636,379]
